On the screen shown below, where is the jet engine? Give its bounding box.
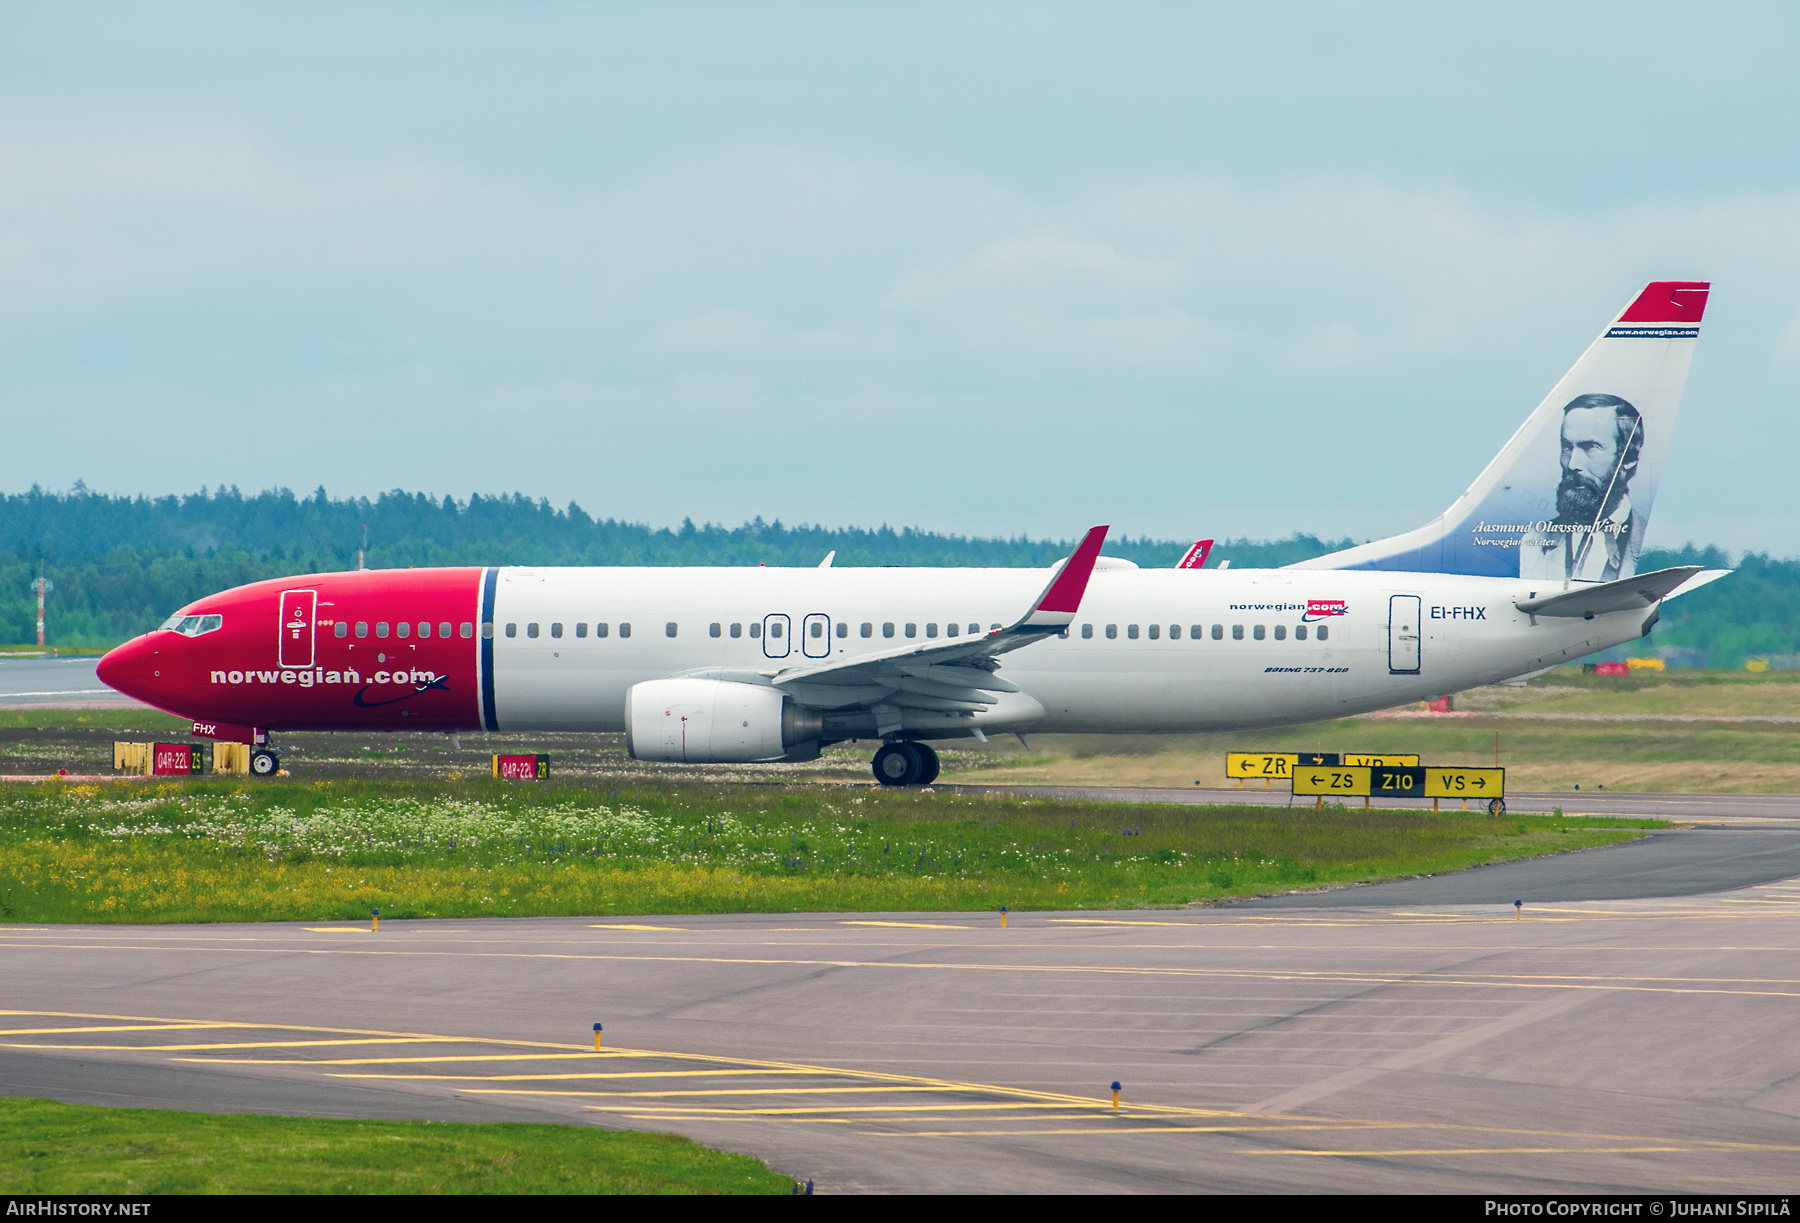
[624,678,823,763]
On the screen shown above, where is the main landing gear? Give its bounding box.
[872,741,940,787]
[250,748,281,778]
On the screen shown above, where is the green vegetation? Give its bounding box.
[1634,543,1800,667]
[0,1097,792,1195]
[0,708,189,733]
[1,484,1350,645]
[0,777,1657,922]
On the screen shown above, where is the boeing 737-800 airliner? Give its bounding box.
[98,281,1727,785]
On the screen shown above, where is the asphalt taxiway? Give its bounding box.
[0,655,135,708]
[7,882,1800,1193]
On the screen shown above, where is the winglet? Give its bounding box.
[1176,539,1213,569]
[1020,525,1108,628]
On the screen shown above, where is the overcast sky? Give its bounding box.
[4,3,1798,552]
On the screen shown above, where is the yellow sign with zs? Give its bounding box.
[1291,766,1372,796]
[1225,752,1296,778]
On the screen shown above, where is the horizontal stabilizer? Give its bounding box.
[1514,565,1708,619]
[1663,568,1732,601]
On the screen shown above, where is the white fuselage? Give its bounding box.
[487,565,1640,735]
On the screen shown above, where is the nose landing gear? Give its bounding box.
[871,741,939,787]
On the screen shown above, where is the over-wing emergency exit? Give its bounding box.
[99,282,1729,784]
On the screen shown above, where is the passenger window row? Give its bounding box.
[477,618,1333,646]
[334,620,473,639]
[505,622,636,639]
[856,622,995,639]
[1077,623,1328,642]
[485,619,1013,644]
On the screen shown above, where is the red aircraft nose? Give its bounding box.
[97,635,161,704]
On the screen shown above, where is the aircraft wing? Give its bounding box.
[767,525,1108,713]
[1514,565,1713,619]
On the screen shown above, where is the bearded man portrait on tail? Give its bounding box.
[1520,393,1648,582]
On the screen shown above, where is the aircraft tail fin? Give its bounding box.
[1290,281,1708,582]
[1176,539,1213,569]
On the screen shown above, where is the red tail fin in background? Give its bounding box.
[1176,539,1213,569]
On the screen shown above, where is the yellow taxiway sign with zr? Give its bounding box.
[1225,752,1297,779]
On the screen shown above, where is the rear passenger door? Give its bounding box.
[1388,595,1421,674]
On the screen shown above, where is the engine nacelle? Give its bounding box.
[624,678,822,763]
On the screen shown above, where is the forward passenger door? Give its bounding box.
[801,613,832,659]
[762,613,791,659]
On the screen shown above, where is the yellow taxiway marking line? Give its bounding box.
[1048,919,1197,927]
[13,945,1800,1000]
[1,1037,451,1052]
[628,1111,1113,1124]
[176,1053,642,1066]
[27,1006,1800,1161]
[583,1102,1112,1116]
[588,924,687,931]
[302,928,370,934]
[0,1008,1134,1113]
[39,1005,1800,1151]
[0,1024,223,1036]
[839,921,972,929]
[469,1086,944,1099]
[866,1125,1425,1138]
[0,1010,607,1056]
[327,1070,811,1082]
[1247,1146,1700,1157]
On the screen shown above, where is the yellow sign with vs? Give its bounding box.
[1423,767,1505,798]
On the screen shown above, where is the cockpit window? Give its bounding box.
[160,613,223,637]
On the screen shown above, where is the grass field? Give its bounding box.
[0,776,1655,922]
[0,1097,793,1194]
[7,666,1799,793]
[937,669,1800,794]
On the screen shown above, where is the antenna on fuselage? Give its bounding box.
[358,523,368,571]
